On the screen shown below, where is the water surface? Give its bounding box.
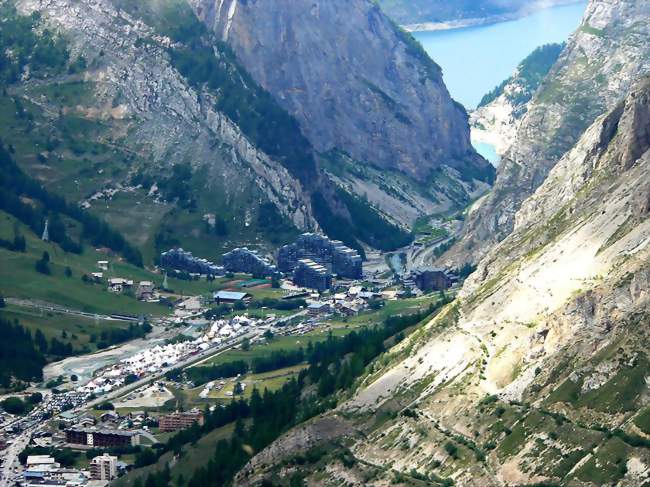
[472,141,501,165]
[413,2,588,110]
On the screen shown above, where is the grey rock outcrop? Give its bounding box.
[446,0,650,265]
[241,76,650,487]
[16,0,316,231]
[189,0,493,184]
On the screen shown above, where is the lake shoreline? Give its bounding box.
[402,0,584,33]
[412,1,587,108]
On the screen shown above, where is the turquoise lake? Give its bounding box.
[413,2,588,110]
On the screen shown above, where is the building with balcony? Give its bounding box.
[222,248,277,278]
[160,248,224,276]
[293,259,332,292]
[278,233,362,279]
[90,454,117,481]
[66,428,138,448]
[159,409,205,432]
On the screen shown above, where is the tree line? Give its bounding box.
[171,348,309,387]
[0,316,45,387]
[29,321,152,359]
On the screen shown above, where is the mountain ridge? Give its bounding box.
[444,0,650,267]
[5,0,487,260]
[233,73,650,487]
[188,0,494,186]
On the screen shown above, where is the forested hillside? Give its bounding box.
[478,43,564,108]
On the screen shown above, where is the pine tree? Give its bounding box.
[35,329,48,353]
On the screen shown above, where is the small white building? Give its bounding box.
[26,455,59,470]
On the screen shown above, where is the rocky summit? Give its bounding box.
[189,0,493,185]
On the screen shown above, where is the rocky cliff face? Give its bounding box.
[446,0,650,265]
[237,76,650,487]
[8,0,494,253]
[189,0,493,185]
[471,43,564,159]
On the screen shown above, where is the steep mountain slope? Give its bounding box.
[6,0,318,261]
[189,0,494,186]
[378,0,581,30]
[445,0,650,265]
[237,76,650,487]
[471,43,564,158]
[4,0,492,261]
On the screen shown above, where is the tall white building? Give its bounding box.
[90,454,117,480]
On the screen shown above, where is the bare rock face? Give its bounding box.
[241,78,650,486]
[446,0,650,265]
[471,43,564,159]
[188,0,494,184]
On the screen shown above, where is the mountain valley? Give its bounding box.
[0,1,648,486]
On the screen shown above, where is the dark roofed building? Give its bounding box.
[214,291,251,303]
[278,233,362,279]
[411,268,454,292]
[222,248,277,278]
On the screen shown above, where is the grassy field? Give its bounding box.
[195,335,315,368]
[331,293,444,328]
[576,436,630,484]
[197,294,442,369]
[0,211,229,315]
[199,364,307,400]
[108,294,443,485]
[0,303,130,353]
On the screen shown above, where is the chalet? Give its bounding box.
[99,411,120,424]
[107,278,134,293]
[136,281,155,300]
[338,302,362,316]
[307,302,330,316]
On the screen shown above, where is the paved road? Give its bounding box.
[404,236,455,273]
[0,309,304,485]
[0,429,31,487]
[80,308,308,409]
[83,328,264,409]
[0,398,50,487]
